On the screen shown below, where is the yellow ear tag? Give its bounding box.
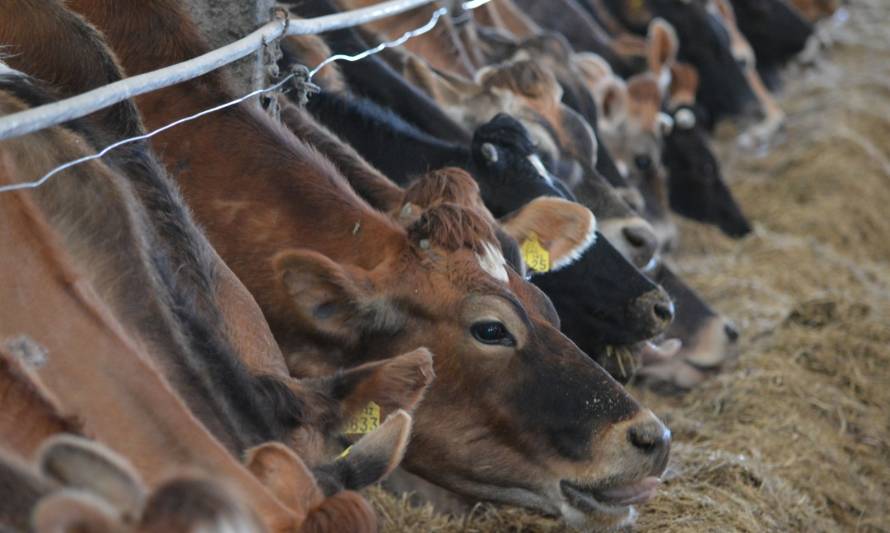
[343,401,381,435]
[521,233,550,273]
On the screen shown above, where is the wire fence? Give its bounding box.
[0,0,488,193]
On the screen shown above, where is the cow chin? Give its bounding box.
[383,468,640,531]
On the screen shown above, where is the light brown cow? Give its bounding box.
[0,0,433,468]
[0,145,421,532]
[65,0,672,527]
[0,151,302,531]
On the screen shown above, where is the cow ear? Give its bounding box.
[325,410,412,491]
[402,55,468,106]
[244,442,324,514]
[32,490,124,533]
[305,348,435,432]
[572,52,613,90]
[500,197,597,272]
[139,477,264,533]
[647,18,678,76]
[597,77,629,131]
[37,435,145,521]
[274,250,405,345]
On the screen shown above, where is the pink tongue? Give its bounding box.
[640,339,682,365]
[597,477,661,506]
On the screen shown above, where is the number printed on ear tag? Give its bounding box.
[344,401,381,435]
[521,233,550,273]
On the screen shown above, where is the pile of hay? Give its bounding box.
[371,0,890,530]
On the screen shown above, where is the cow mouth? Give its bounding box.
[602,339,682,381]
[560,476,661,515]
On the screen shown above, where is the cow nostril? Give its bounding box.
[724,322,740,343]
[622,226,647,248]
[653,301,674,323]
[628,422,671,455]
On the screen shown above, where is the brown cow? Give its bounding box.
[0,145,419,532]
[65,0,671,527]
[0,150,302,531]
[0,0,433,466]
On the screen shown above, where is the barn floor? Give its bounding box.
[369,1,890,530]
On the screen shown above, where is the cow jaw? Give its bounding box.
[383,467,655,531]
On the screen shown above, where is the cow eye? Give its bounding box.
[634,154,652,171]
[471,321,515,346]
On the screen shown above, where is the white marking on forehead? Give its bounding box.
[476,241,509,283]
[616,159,629,179]
[657,67,672,96]
[527,154,554,185]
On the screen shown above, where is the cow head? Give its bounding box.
[637,263,740,391]
[272,179,670,527]
[709,0,786,145]
[599,73,676,250]
[647,0,757,125]
[664,63,751,237]
[723,0,813,68]
[402,55,598,186]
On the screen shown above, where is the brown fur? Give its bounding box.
[406,203,498,255]
[1,2,437,480]
[627,74,662,131]
[276,95,404,212]
[63,0,666,524]
[400,167,490,222]
[669,62,700,108]
[139,476,266,533]
[336,0,476,77]
[0,154,300,531]
[0,347,81,458]
[474,0,541,39]
[300,491,375,533]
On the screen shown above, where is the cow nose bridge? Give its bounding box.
[620,222,659,269]
[626,411,671,475]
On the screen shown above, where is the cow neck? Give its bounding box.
[68,0,407,272]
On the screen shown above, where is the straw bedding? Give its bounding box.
[370,1,890,530]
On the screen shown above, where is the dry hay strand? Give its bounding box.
[370,0,890,530]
